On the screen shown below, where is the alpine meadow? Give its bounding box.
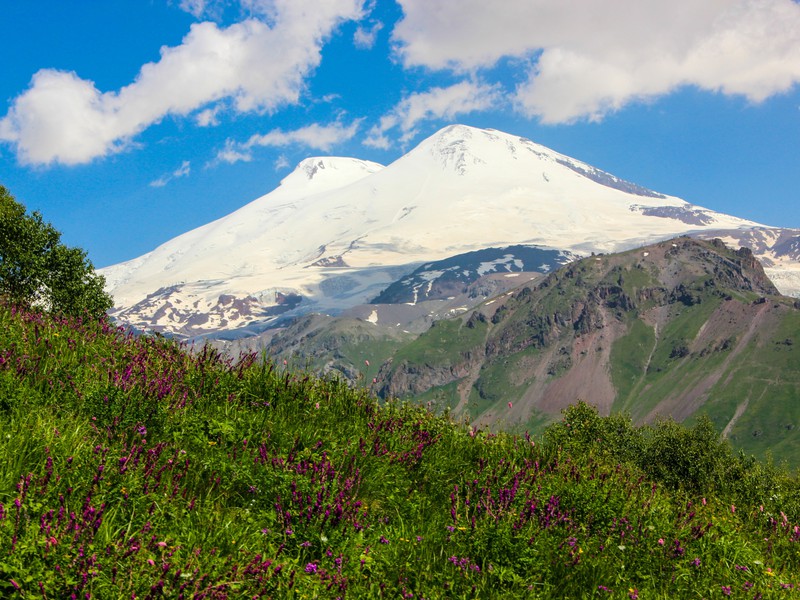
[3,1,800,597]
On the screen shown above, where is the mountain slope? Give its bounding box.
[100,125,799,337]
[371,237,800,464]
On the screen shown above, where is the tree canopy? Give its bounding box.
[0,184,113,318]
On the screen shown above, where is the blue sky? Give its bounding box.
[1,0,799,268]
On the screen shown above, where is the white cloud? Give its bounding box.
[392,0,800,123]
[195,105,224,127]
[0,0,365,165]
[149,160,192,187]
[274,154,291,170]
[216,142,254,164]
[364,80,500,147]
[178,0,208,18]
[354,21,383,49]
[217,120,360,164]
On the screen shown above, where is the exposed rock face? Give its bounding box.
[374,237,796,427]
[376,350,485,399]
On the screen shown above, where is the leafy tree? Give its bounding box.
[0,184,113,318]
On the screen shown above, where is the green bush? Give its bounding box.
[0,185,112,318]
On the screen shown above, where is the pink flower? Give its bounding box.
[507,402,513,408]
[314,402,320,410]
[657,538,665,546]
[364,360,370,366]
[702,497,707,506]
[731,504,736,514]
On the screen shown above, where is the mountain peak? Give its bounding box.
[279,157,384,191]
[100,124,797,338]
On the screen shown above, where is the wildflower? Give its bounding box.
[702,497,707,506]
[305,563,318,574]
[507,402,513,408]
[731,504,736,514]
[379,536,389,544]
[721,585,732,596]
[691,557,701,568]
[364,360,370,367]
[628,588,639,599]
[658,538,665,546]
[315,402,320,410]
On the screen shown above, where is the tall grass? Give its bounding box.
[1,303,799,598]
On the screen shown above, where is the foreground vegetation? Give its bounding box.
[1,303,800,598]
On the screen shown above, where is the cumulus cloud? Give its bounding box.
[216,120,360,164]
[0,0,365,165]
[150,160,191,187]
[364,80,501,148]
[392,0,800,123]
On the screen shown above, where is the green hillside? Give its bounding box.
[2,302,800,598]
[370,238,800,467]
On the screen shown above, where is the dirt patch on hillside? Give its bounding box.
[516,308,625,419]
[644,301,773,422]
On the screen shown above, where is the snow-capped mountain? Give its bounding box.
[100,125,800,337]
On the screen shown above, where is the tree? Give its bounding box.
[0,185,113,318]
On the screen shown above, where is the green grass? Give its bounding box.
[2,303,800,598]
[610,319,657,412]
[470,349,539,420]
[391,317,487,368]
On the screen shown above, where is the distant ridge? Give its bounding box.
[100,125,800,337]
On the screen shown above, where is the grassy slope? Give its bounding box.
[2,304,800,598]
[371,241,800,468]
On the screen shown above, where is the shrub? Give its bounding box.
[0,185,112,318]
